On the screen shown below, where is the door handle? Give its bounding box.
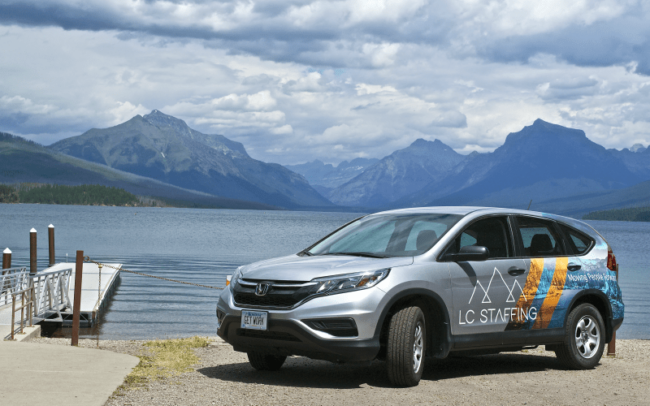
[508,267,525,276]
[568,263,581,272]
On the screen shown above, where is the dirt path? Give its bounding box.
[32,338,649,405]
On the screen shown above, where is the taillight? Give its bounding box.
[607,246,617,271]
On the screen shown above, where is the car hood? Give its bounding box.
[240,254,413,281]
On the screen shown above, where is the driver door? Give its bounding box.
[445,216,528,340]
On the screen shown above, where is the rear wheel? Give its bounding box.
[247,351,287,371]
[386,306,426,387]
[555,303,605,369]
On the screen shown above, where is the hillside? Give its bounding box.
[0,132,274,210]
[50,110,332,209]
[1,184,142,206]
[529,179,650,217]
[583,206,650,222]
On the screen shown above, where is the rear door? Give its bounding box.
[446,216,528,337]
[505,216,572,334]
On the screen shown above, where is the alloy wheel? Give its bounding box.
[413,322,423,372]
[574,315,600,359]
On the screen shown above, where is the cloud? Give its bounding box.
[1,1,650,166]
[209,91,277,111]
[536,77,600,101]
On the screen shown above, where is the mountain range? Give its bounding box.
[297,119,650,216]
[4,112,650,217]
[327,139,471,207]
[393,119,642,210]
[0,132,273,209]
[50,110,331,209]
[285,158,378,196]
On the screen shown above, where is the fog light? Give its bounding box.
[216,309,226,329]
[303,318,358,337]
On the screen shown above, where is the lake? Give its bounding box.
[0,204,647,340]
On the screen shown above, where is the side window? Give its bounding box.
[559,224,593,255]
[445,217,513,259]
[515,217,566,257]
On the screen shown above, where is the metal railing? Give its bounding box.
[1,267,30,307]
[31,267,72,318]
[9,286,34,340]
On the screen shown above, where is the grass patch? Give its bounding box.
[121,336,210,391]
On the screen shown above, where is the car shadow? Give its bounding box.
[197,352,576,389]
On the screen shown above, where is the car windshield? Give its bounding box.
[306,213,462,258]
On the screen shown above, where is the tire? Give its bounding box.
[247,351,287,371]
[555,303,605,369]
[386,306,426,387]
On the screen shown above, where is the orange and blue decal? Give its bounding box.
[506,257,567,330]
[533,257,568,329]
[506,250,623,331]
[506,257,569,330]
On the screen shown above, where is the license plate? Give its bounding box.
[241,310,268,330]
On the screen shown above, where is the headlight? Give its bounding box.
[307,269,390,297]
[228,267,243,291]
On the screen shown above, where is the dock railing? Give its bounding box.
[31,267,73,319]
[9,285,35,340]
[1,267,30,308]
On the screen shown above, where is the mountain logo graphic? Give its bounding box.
[468,267,526,304]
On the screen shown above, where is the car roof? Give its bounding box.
[365,206,603,245]
[371,206,579,224]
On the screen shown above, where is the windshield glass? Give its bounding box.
[306,213,462,258]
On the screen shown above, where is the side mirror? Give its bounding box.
[446,246,489,262]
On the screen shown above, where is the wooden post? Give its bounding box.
[607,264,619,356]
[48,224,55,266]
[2,248,10,269]
[71,250,84,347]
[30,228,37,274]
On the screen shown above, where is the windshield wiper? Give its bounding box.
[321,252,388,258]
[298,250,313,257]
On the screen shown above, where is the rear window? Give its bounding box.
[515,216,566,257]
[559,224,594,255]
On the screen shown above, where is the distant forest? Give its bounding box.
[583,206,650,222]
[0,184,158,207]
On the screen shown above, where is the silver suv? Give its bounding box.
[216,207,624,386]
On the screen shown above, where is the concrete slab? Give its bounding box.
[0,340,138,406]
[0,324,41,341]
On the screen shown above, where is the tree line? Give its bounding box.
[0,183,155,207]
[583,206,650,222]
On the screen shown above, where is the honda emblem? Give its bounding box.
[255,282,271,296]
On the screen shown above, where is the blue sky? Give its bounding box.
[1,0,650,165]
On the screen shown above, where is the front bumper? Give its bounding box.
[216,287,385,363]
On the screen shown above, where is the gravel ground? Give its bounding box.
[31,337,650,406]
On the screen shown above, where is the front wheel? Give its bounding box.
[555,303,605,369]
[247,351,286,371]
[386,306,426,387]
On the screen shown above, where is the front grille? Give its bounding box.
[233,279,313,309]
[237,329,301,342]
[234,293,299,308]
